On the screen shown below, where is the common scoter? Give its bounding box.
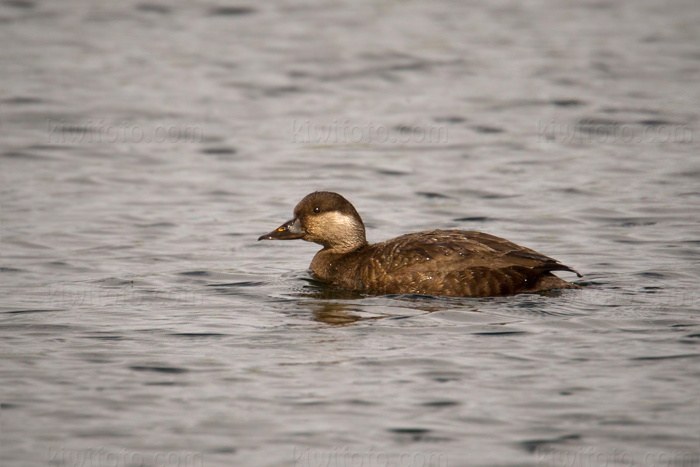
[258,191,581,297]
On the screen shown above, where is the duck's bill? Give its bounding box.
[258,218,305,241]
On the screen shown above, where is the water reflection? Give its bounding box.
[292,280,484,325]
[308,301,365,326]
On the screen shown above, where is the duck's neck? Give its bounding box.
[324,235,368,255]
[310,241,368,281]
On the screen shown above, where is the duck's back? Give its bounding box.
[316,229,579,297]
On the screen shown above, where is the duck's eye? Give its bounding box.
[313,206,321,213]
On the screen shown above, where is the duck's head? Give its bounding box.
[258,191,367,253]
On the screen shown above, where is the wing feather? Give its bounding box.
[360,229,579,296]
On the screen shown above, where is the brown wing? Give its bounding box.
[362,230,579,297]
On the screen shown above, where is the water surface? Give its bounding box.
[1,0,699,466]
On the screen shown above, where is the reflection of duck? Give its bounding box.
[309,302,363,326]
[259,192,581,298]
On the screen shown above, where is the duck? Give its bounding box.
[258,191,581,297]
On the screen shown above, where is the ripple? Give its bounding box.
[520,434,581,454]
[201,147,237,156]
[3,0,35,9]
[0,403,21,409]
[453,216,491,222]
[129,365,189,374]
[0,267,23,273]
[2,96,44,105]
[473,331,527,336]
[170,333,228,339]
[416,191,451,199]
[207,6,255,16]
[3,151,51,160]
[144,381,189,386]
[179,270,210,276]
[434,116,466,123]
[83,334,125,341]
[388,428,451,443]
[638,119,681,127]
[473,125,505,134]
[5,309,62,315]
[420,401,461,407]
[376,169,409,176]
[630,353,700,361]
[551,99,586,107]
[387,428,431,441]
[206,281,265,287]
[135,3,171,14]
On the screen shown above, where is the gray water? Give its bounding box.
[2,1,700,466]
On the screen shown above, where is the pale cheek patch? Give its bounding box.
[319,212,356,230]
[308,212,361,244]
